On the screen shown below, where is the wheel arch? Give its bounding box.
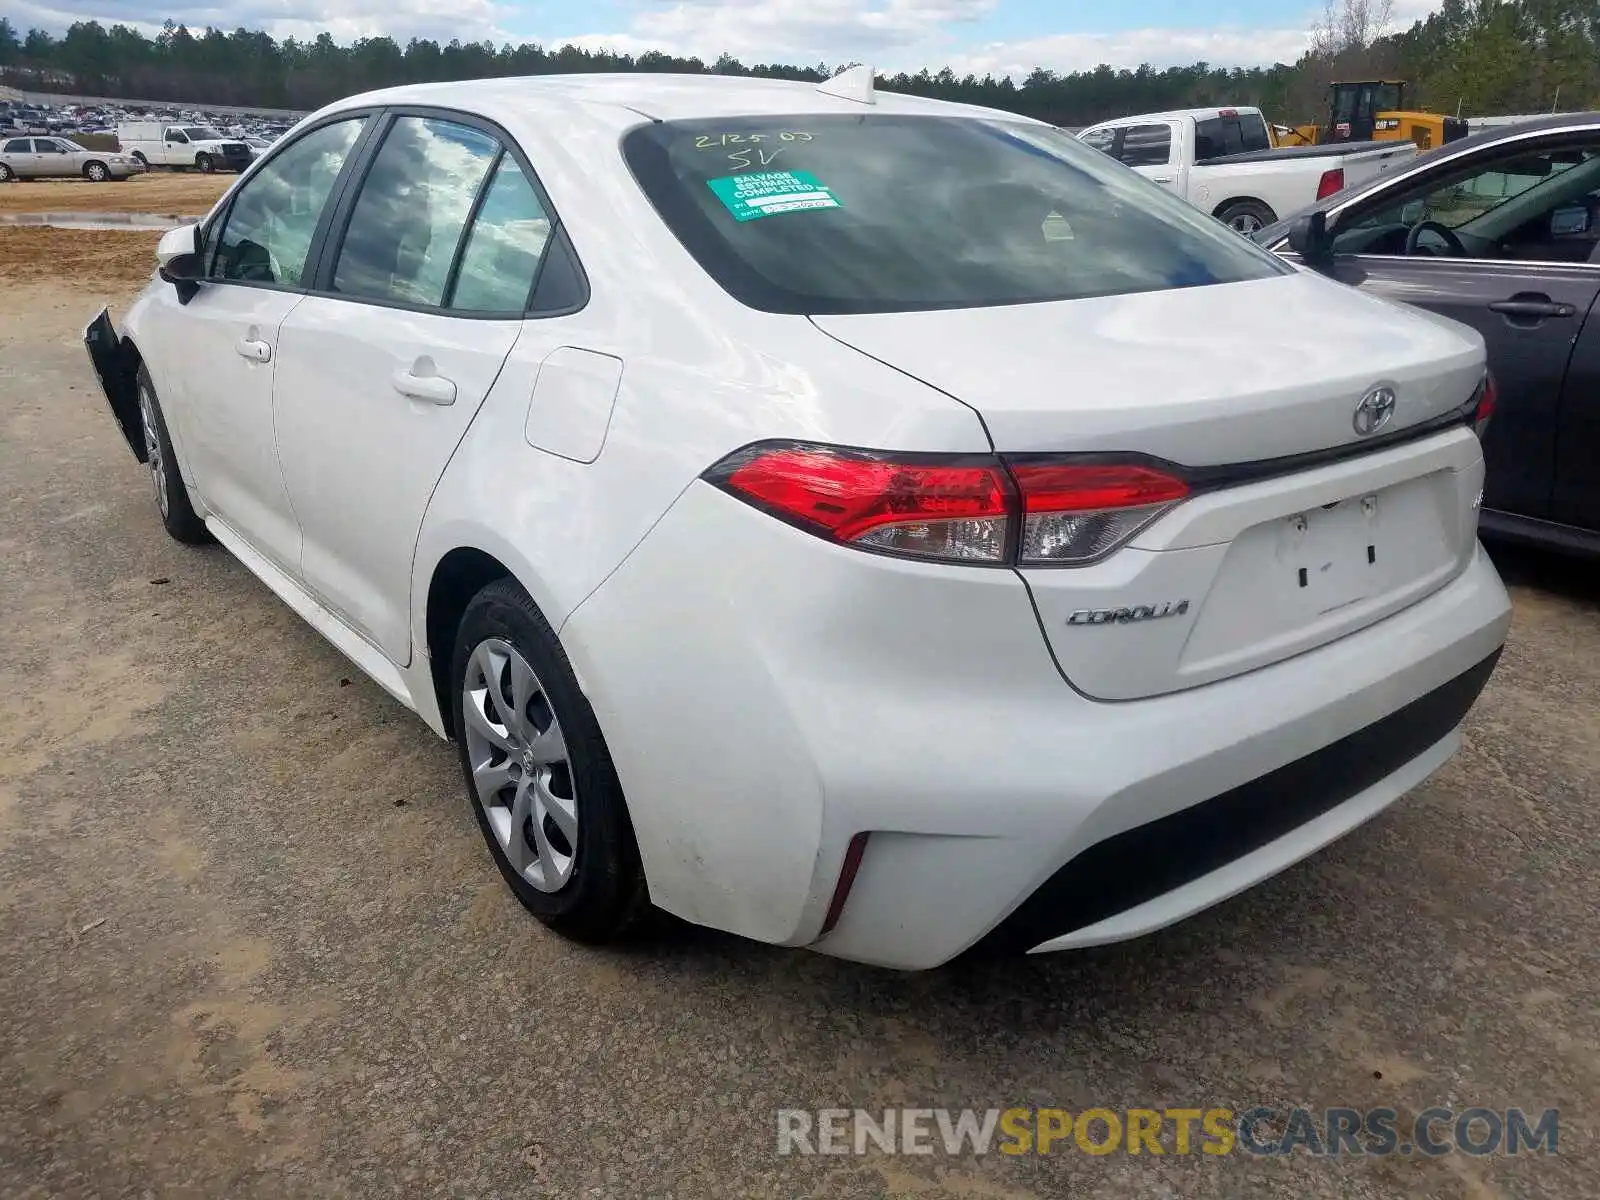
[1212,195,1277,222]
[424,546,521,739]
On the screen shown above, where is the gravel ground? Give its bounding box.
[0,271,1596,1200]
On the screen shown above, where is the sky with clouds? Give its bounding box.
[10,0,1448,79]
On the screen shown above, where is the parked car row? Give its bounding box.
[1,96,295,178]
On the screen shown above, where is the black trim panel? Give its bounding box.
[1480,508,1600,559]
[981,648,1502,954]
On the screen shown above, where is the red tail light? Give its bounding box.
[706,443,1190,567]
[1473,372,1497,438]
[1315,167,1345,200]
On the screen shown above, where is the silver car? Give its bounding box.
[0,136,146,183]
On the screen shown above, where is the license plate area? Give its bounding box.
[1178,471,1463,677]
[1282,494,1384,617]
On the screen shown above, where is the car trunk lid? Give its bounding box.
[811,272,1487,700]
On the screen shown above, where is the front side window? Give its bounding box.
[210,117,366,287]
[166,128,188,144]
[182,126,222,142]
[449,156,553,312]
[331,116,500,308]
[1118,124,1172,168]
[1078,127,1116,155]
[35,139,66,154]
[1334,140,1600,261]
[624,115,1286,315]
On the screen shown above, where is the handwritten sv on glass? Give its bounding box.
[694,131,814,171]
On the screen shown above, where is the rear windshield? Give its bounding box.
[623,114,1288,315]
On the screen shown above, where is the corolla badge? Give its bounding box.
[1353,386,1397,437]
[1068,600,1190,626]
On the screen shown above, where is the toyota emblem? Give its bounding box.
[1353,386,1397,437]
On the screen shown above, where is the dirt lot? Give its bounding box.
[0,172,231,216]
[0,260,1597,1199]
[0,175,230,286]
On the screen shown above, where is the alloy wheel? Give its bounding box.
[1229,213,1263,234]
[138,384,169,518]
[461,637,578,893]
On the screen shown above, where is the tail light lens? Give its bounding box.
[1473,372,1497,438]
[1011,462,1190,565]
[705,443,1189,567]
[1315,167,1345,199]
[710,444,1013,563]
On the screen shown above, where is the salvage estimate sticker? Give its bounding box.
[707,171,840,221]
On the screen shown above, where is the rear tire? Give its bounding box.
[195,153,213,173]
[135,365,210,545]
[450,578,647,944]
[0,163,14,182]
[84,161,109,182]
[1216,198,1277,235]
[130,151,148,169]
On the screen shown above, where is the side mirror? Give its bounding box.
[156,223,203,302]
[1286,209,1333,270]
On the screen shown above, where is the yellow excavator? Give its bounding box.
[1275,81,1470,151]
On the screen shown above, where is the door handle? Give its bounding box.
[392,367,456,406]
[234,337,271,362]
[1488,295,1576,320]
[1149,176,1175,184]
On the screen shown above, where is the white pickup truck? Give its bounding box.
[1078,106,1417,234]
[116,121,254,174]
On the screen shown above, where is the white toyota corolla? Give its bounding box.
[86,71,1511,970]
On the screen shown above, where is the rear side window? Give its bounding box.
[624,115,1287,315]
[332,116,500,308]
[448,157,552,312]
[1195,115,1271,160]
[211,117,365,287]
[2,139,28,153]
[1117,125,1172,168]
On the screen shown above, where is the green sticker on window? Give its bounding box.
[707,171,840,222]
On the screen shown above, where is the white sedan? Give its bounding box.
[85,71,1511,970]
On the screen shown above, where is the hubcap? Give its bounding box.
[462,638,578,893]
[1229,213,1263,234]
[138,386,168,517]
[90,165,105,180]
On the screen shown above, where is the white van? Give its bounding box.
[116,121,252,173]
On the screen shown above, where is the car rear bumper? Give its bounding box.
[561,482,1511,970]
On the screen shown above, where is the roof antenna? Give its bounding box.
[817,63,876,105]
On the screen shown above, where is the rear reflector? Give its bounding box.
[1315,167,1346,199]
[819,832,871,937]
[706,442,1190,567]
[1473,372,1497,438]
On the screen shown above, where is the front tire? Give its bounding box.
[1216,198,1277,235]
[195,153,213,173]
[84,161,109,182]
[136,366,210,544]
[451,578,646,943]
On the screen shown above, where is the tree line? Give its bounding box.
[1,0,1596,126]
